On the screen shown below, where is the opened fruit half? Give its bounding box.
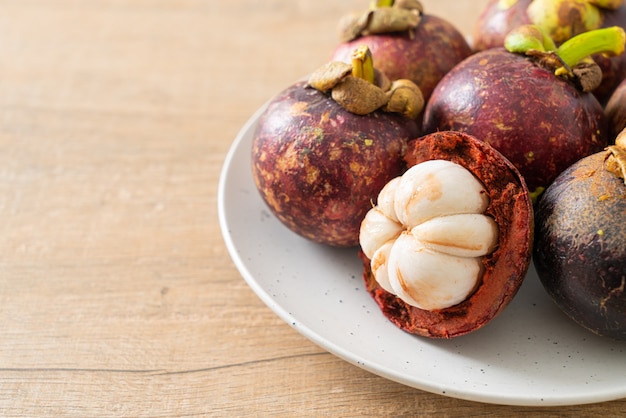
[359,131,534,338]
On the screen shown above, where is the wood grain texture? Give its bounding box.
[0,0,624,416]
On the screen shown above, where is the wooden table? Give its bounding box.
[1,0,624,416]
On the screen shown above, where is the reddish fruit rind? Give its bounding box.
[252,81,419,247]
[331,15,471,101]
[360,131,534,338]
[472,0,532,51]
[473,1,626,104]
[533,151,626,340]
[423,48,609,193]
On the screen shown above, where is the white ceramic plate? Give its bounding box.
[217,104,626,406]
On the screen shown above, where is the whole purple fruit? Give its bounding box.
[251,49,422,247]
[472,0,626,104]
[423,26,625,196]
[533,130,626,340]
[331,0,471,102]
[472,0,532,51]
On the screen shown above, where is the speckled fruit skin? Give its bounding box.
[331,15,472,102]
[251,81,420,247]
[360,131,534,339]
[472,0,626,104]
[533,151,626,340]
[422,48,609,194]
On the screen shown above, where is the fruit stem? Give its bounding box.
[556,26,626,69]
[504,24,557,54]
[505,25,626,72]
[371,0,394,7]
[351,46,376,84]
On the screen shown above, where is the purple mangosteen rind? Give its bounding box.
[332,14,472,101]
[423,47,609,195]
[533,143,626,340]
[472,0,533,51]
[472,1,626,103]
[251,81,419,247]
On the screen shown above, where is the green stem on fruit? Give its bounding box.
[556,26,626,69]
[505,25,626,86]
[505,25,625,67]
[351,46,376,84]
[504,24,557,54]
[371,0,394,8]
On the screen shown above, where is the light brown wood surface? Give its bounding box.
[0,0,624,416]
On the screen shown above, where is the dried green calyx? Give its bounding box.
[307,46,424,119]
[338,0,423,43]
[504,25,626,92]
[605,129,626,185]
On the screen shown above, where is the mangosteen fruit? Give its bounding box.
[472,0,533,51]
[358,130,533,338]
[472,0,626,104]
[533,129,626,340]
[605,77,626,138]
[423,25,625,198]
[474,0,623,50]
[331,0,472,101]
[251,47,423,247]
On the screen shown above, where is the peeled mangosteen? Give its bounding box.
[251,47,423,247]
[331,0,471,102]
[423,25,625,197]
[358,130,533,338]
[473,0,626,104]
[605,77,626,138]
[533,129,626,340]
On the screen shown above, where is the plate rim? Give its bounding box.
[217,104,626,407]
